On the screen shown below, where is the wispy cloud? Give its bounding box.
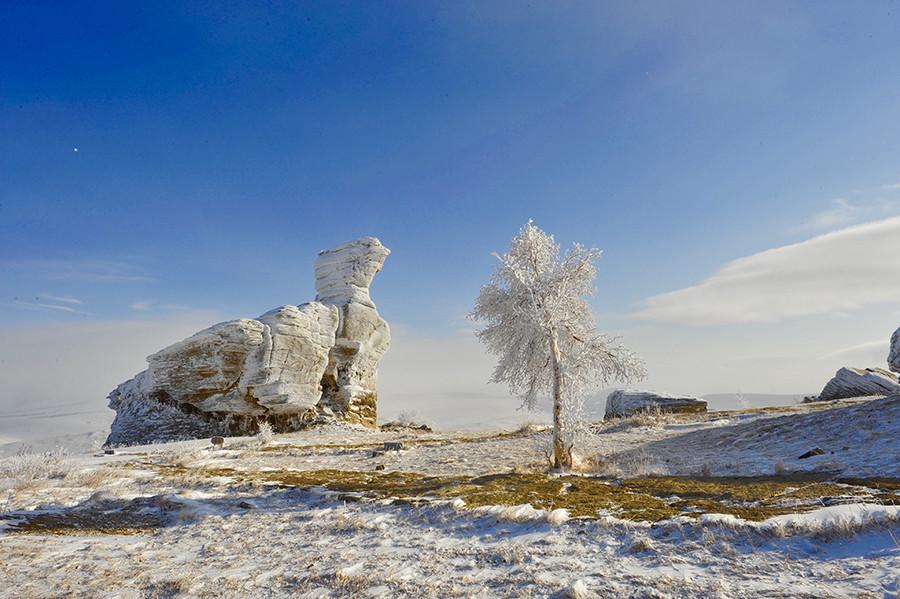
[798,184,900,232]
[801,197,856,231]
[130,302,151,311]
[13,300,93,316]
[822,339,890,361]
[39,294,83,305]
[632,216,900,325]
[1,259,152,283]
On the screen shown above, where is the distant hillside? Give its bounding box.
[0,430,107,458]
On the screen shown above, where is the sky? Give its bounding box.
[2,2,900,442]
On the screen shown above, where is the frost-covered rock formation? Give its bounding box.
[604,390,707,419]
[315,238,392,428]
[889,327,900,374]
[106,238,390,446]
[811,366,900,403]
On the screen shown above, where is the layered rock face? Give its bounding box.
[605,390,707,419]
[315,238,391,428]
[890,327,900,374]
[106,238,390,446]
[812,366,900,403]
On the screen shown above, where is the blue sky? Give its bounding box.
[2,2,900,439]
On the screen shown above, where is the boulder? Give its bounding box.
[145,318,269,413]
[604,390,707,419]
[105,237,390,446]
[250,304,340,412]
[798,447,825,460]
[890,327,900,374]
[811,366,900,403]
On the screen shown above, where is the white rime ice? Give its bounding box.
[814,366,900,402]
[889,326,900,374]
[470,221,645,468]
[106,237,390,446]
[315,237,392,428]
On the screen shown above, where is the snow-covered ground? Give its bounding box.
[1,396,898,598]
[603,395,900,478]
[2,488,897,598]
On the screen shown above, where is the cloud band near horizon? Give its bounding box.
[632,216,900,325]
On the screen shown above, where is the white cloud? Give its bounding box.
[40,294,83,305]
[801,197,857,230]
[13,300,93,316]
[633,216,900,325]
[131,302,151,311]
[822,339,890,362]
[1,259,152,283]
[798,184,900,232]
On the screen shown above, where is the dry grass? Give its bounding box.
[587,448,664,477]
[63,466,118,488]
[151,445,206,469]
[143,464,900,523]
[762,509,900,541]
[715,397,863,418]
[5,495,169,535]
[0,455,135,522]
[256,420,275,446]
[140,578,190,599]
[254,426,542,454]
[593,407,695,436]
[0,449,72,484]
[627,536,656,553]
[621,406,670,428]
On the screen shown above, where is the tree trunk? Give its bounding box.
[549,329,572,470]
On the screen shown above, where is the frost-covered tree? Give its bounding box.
[470,221,645,469]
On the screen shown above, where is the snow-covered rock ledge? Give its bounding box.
[604,390,707,419]
[809,366,900,402]
[106,237,391,446]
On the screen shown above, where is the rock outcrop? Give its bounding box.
[811,366,900,403]
[890,327,900,374]
[106,237,390,446]
[315,238,391,428]
[604,390,707,419]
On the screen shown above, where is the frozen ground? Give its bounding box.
[1,395,898,598]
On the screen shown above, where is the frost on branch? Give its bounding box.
[470,221,645,468]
